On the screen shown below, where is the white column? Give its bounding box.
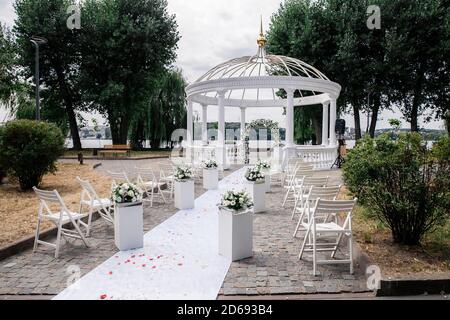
[218,91,226,145]
[321,101,329,146]
[285,88,294,147]
[201,104,208,146]
[187,100,193,145]
[217,90,229,169]
[240,107,246,136]
[329,98,337,146]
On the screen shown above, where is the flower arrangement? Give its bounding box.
[174,165,193,181]
[202,159,218,169]
[219,189,253,212]
[244,166,265,183]
[111,183,143,204]
[256,159,271,170]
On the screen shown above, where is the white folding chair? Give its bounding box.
[293,185,342,237]
[282,166,314,207]
[281,157,303,185]
[159,163,175,199]
[107,171,131,189]
[291,176,329,220]
[298,198,357,276]
[76,177,114,235]
[33,187,90,258]
[135,167,166,206]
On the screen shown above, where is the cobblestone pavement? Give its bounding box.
[219,170,369,296]
[0,161,368,297]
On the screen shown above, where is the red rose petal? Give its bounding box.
[152,266,156,269]
[142,264,146,267]
[178,263,183,266]
[100,294,107,300]
[108,271,113,275]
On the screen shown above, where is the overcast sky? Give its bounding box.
[0,0,445,130]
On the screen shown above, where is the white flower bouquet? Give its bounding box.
[244,166,265,183]
[202,159,218,169]
[174,165,193,181]
[256,159,271,170]
[111,182,143,204]
[219,189,253,212]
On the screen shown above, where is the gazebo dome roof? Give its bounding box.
[195,48,329,83]
[186,20,340,108]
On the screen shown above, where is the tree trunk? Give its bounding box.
[109,113,130,145]
[66,105,82,150]
[369,98,380,138]
[353,105,362,140]
[54,65,82,150]
[410,63,425,132]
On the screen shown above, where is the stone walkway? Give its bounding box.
[219,171,368,296]
[0,160,369,298]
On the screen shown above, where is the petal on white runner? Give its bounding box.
[54,167,247,300]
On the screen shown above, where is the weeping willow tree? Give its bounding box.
[129,68,187,150]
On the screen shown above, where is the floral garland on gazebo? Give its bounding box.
[241,119,281,146]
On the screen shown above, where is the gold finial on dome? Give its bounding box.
[257,15,267,47]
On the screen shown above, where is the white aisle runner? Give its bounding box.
[54,167,246,300]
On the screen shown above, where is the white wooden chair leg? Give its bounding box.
[312,228,317,276]
[349,234,354,274]
[86,207,93,237]
[33,219,41,253]
[159,185,167,203]
[298,224,312,260]
[55,224,63,259]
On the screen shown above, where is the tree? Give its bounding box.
[384,0,450,132]
[13,0,83,149]
[130,68,186,149]
[80,0,180,145]
[0,24,17,105]
[267,0,393,140]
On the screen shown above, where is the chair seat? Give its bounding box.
[302,222,349,233]
[46,211,87,223]
[160,175,174,181]
[81,198,112,207]
[140,181,165,188]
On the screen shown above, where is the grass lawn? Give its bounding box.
[63,149,172,158]
[0,163,112,247]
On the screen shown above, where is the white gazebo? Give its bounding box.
[185,21,341,170]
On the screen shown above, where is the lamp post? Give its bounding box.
[30,36,48,121]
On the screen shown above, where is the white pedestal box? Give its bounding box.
[203,168,219,190]
[218,208,253,261]
[245,180,266,213]
[114,202,144,251]
[174,179,195,210]
[262,169,271,193]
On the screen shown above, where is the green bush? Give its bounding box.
[0,120,65,190]
[343,133,450,245]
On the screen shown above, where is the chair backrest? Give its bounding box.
[135,167,157,181]
[159,163,174,176]
[33,187,69,218]
[312,198,357,228]
[308,185,341,201]
[300,176,329,189]
[294,168,314,180]
[107,171,129,182]
[76,177,101,201]
[296,163,314,171]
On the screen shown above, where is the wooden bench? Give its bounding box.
[99,144,132,158]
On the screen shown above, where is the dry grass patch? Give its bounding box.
[0,163,111,247]
[340,186,450,278]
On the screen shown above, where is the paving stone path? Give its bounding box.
[0,160,369,297]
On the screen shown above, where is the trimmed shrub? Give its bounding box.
[0,120,65,191]
[343,133,450,245]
